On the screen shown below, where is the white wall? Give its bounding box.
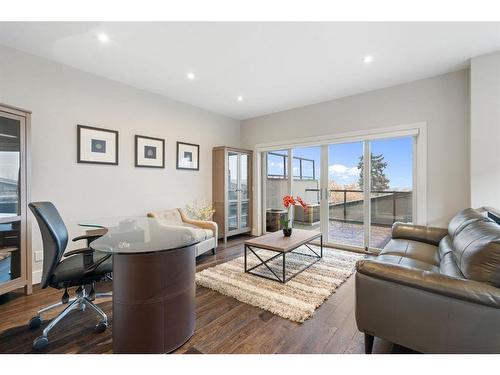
[0,45,240,282]
[0,43,482,284]
[470,52,500,210]
[241,70,471,227]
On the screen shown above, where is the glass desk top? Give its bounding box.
[78,216,201,254]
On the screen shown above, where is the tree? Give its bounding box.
[358,153,390,191]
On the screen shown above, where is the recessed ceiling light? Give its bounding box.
[237,96,244,102]
[363,55,374,64]
[187,72,196,80]
[97,33,110,43]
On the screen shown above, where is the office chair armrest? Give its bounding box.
[72,229,107,242]
[84,254,112,275]
[72,234,96,242]
[64,247,94,257]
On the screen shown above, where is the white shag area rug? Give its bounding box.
[196,246,364,323]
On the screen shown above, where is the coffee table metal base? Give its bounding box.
[244,235,322,283]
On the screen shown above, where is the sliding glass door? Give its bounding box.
[291,146,321,233]
[325,136,414,251]
[263,147,322,234]
[261,134,415,252]
[327,142,365,248]
[369,137,413,249]
[264,150,289,232]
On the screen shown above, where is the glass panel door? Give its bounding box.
[291,146,321,232]
[0,112,23,285]
[327,142,365,249]
[264,150,289,232]
[369,137,414,249]
[261,134,416,252]
[227,151,239,232]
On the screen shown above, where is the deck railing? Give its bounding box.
[304,188,412,226]
[266,152,316,180]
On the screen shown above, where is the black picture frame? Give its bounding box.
[176,141,200,171]
[134,135,165,168]
[77,125,119,165]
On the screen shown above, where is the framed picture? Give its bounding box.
[77,125,118,165]
[135,135,165,168]
[176,141,200,170]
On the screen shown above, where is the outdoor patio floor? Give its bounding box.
[293,220,392,249]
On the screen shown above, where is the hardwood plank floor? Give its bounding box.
[0,235,407,354]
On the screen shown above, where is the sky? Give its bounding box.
[267,136,413,190]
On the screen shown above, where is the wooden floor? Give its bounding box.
[0,235,410,354]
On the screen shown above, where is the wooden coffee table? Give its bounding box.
[244,229,323,283]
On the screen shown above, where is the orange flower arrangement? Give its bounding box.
[282,195,295,208]
[281,195,308,232]
[282,195,308,211]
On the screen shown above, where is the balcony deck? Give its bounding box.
[267,186,409,250]
[293,220,392,249]
[328,220,392,249]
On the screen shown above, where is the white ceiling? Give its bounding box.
[0,22,499,120]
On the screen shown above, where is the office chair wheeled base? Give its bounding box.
[29,287,110,350]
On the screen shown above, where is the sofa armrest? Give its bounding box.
[178,209,218,241]
[391,222,448,246]
[356,259,500,308]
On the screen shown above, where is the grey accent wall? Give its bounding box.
[0,45,240,282]
[241,70,471,227]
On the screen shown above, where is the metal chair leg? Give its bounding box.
[31,286,111,349]
[36,297,77,316]
[95,292,112,298]
[41,298,81,338]
[83,297,108,333]
[84,297,108,323]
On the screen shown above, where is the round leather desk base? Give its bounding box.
[112,246,196,353]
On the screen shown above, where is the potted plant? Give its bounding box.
[281,195,308,237]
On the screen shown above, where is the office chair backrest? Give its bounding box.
[29,202,69,288]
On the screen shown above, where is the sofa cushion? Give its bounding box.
[439,252,465,278]
[148,209,215,242]
[375,254,440,273]
[147,209,183,223]
[381,238,440,266]
[452,220,500,286]
[438,235,464,278]
[447,208,488,240]
[154,220,211,242]
[189,227,212,242]
[203,228,214,238]
[178,222,214,238]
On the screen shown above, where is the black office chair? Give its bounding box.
[28,202,112,350]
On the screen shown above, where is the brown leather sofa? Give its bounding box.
[355,207,500,353]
